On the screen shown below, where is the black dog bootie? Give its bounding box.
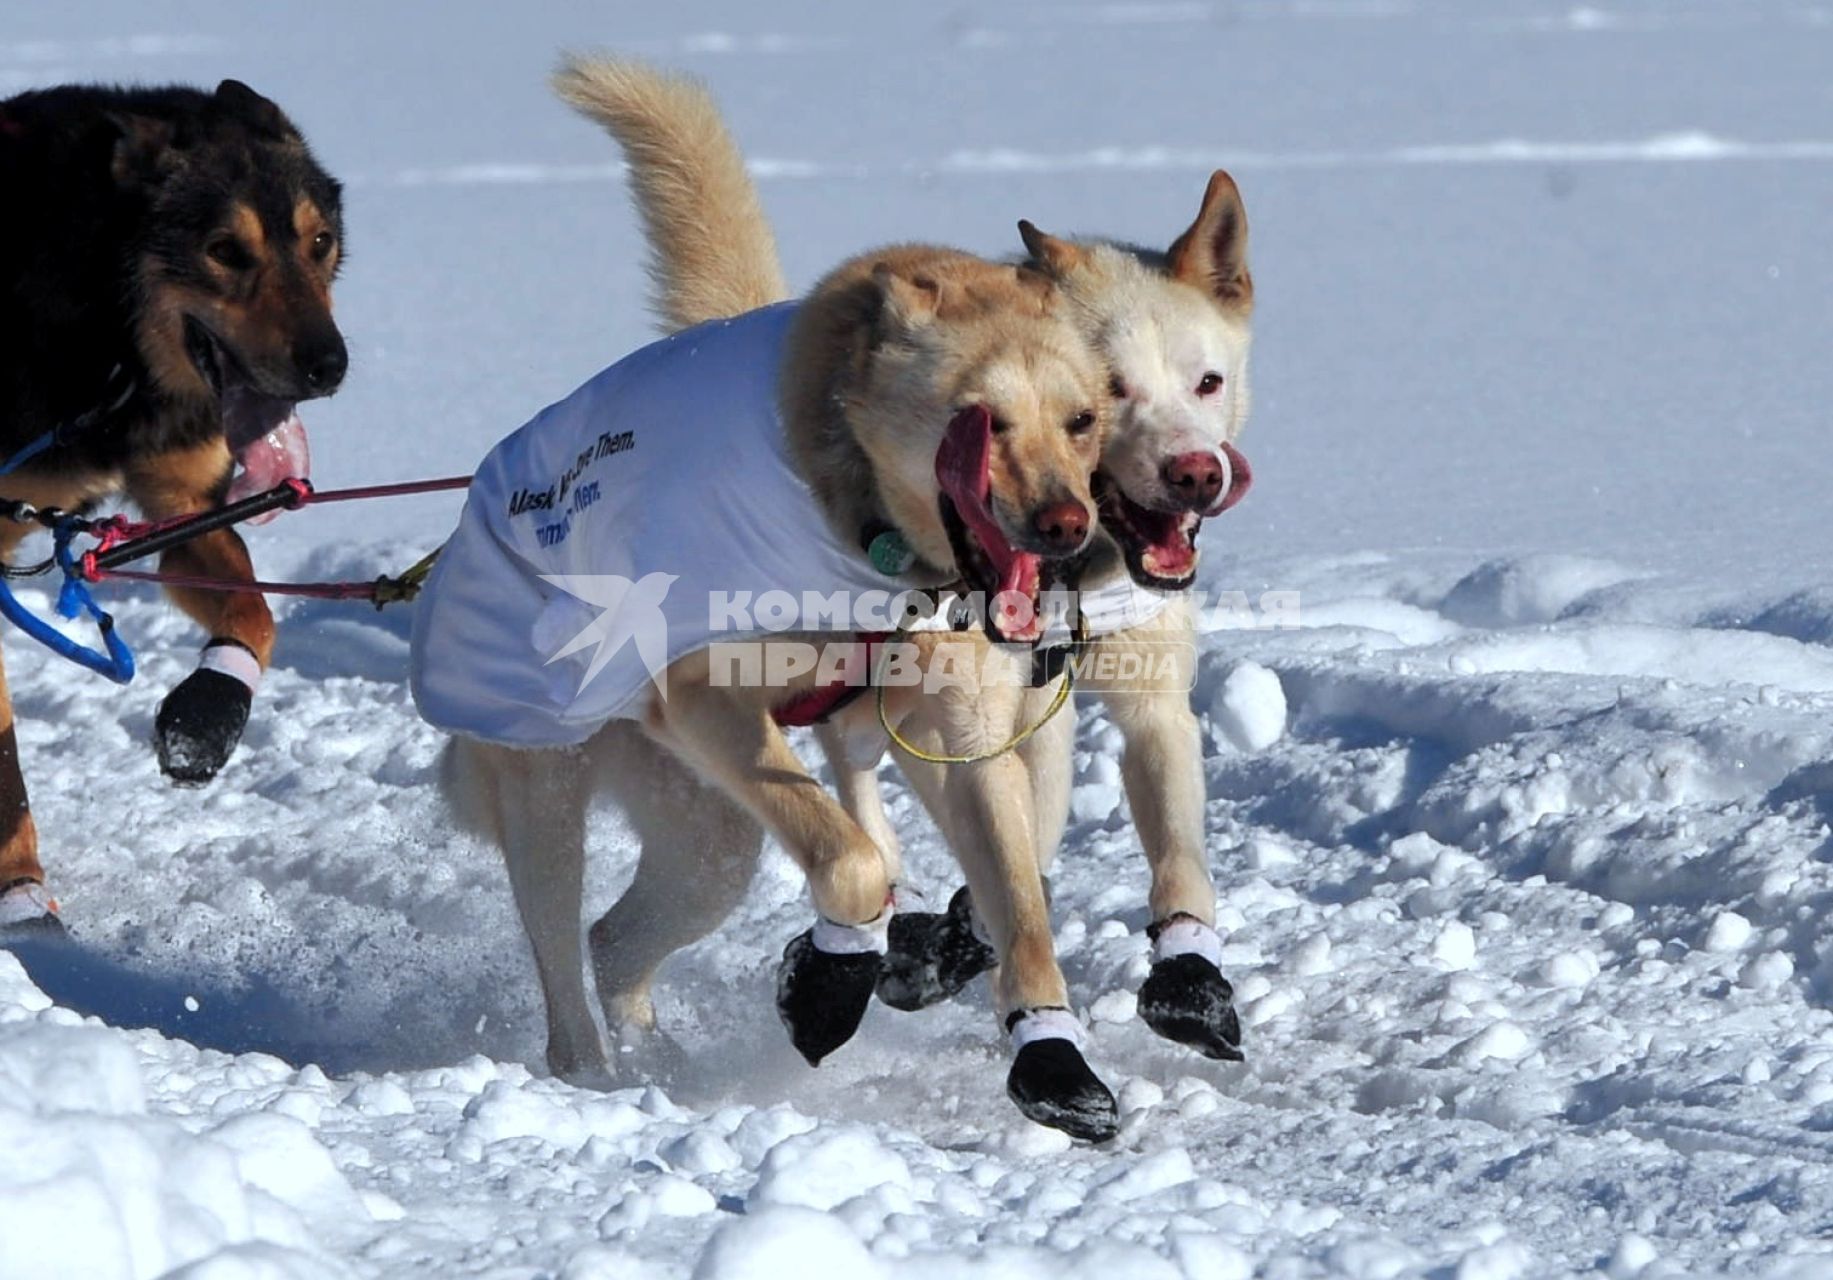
[1004,1009,1119,1143]
[1137,915,1243,1062]
[776,912,889,1065]
[155,641,258,784]
[877,886,997,1012]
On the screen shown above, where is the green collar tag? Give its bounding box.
[867,529,917,576]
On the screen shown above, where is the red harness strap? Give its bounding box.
[770,632,890,728]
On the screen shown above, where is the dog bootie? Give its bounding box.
[1005,1008,1119,1143]
[1137,915,1243,1062]
[775,909,890,1066]
[155,641,258,784]
[0,879,65,942]
[877,886,997,1012]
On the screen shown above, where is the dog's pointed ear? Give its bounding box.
[1017,220,1087,277]
[872,263,945,328]
[214,79,296,140]
[1166,170,1251,309]
[106,112,182,191]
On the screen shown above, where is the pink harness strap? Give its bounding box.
[770,632,890,728]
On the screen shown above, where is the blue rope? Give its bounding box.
[0,517,136,684]
[0,378,139,683]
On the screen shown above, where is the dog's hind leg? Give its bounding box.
[448,736,609,1086]
[124,442,277,786]
[587,724,764,1034]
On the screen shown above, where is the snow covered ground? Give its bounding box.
[6,0,1833,1276]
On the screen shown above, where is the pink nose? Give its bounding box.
[1032,500,1091,553]
[1162,451,1226,510]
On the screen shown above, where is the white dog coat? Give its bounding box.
[410,303,1170,748]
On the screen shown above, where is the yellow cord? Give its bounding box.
[874,619,1082,766]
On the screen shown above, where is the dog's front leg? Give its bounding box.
[938,749,1064,1016]
[889,655,1066,1015]
[1099,601,1212,925]
[124,442,276,785]
[652,670,893,1067]
[1098,600,1242,1062]
[891,652,1118,1142]
[0,641,57,935]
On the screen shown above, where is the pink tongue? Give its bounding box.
[227,412,311,525]
[1207,442,1253,516]
[935,405,1040,603]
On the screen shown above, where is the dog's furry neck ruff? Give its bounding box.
[816,393,954,588]
[778,280,955,590]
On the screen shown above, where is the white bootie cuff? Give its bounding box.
[0,880,58,927]
[812,907,892,956]
[1151,916,1223,968]
[200,641,262,695]
[1008,1007,1084,1051]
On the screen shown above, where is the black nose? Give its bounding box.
[297,333,347,395]
[1162,451,1225,510]
[1031,499,1091,554]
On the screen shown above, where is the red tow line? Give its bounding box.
[76,474,472,604]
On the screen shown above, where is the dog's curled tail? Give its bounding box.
[553,54,788,331]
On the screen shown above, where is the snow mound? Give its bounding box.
[1438,555,1645,628]
[0,957,352,1280]
[1210,661,1288,752]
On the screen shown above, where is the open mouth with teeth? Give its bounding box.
[933,404,1068,645]
[1097,442,1252,591]
[1095,473,1203,590]
[184,315,312,524]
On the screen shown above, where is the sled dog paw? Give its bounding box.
[1004,1009,1119,1143]
[155,642,258,784]
[877,886,996,1012]
[776,913,888,1065]
[1137,916,1243,1062]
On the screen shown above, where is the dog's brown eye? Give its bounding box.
[310,230,336,260]
[206,237,253,271]
[1196,372,1224,397]
[1108,375,1128,400]
[1066,410,1097,436]
[989,414,1012,435]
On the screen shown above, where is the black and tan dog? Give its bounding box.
[0,79,346,934]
